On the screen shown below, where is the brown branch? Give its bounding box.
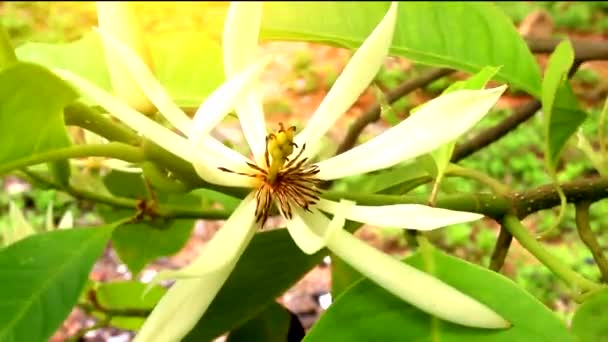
[451,99,541,162]
[489,225,513,272]
[335,67,454,155]
[526,37,608,61]
[575,201,608,282]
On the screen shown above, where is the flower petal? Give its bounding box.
[55,68,253,187]
[189,57,271,141]
[223,2,263,77]
[96,3,155,114]
[285,208,328,255]
[295,2,398,155]
[95,27,192,134]
[317,198,483,229]
[223,2,267,162]
[325,228,510,329]
[315,85,507,180]
[54,68,195,163]
[135,195,258,342]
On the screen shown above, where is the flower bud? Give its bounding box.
[96,2,156,114]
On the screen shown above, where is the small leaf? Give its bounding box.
[0,62,76,165]
[0,226,114,342]
[95,281,166,331]
[305,250,574,341]
[542,40,587,169]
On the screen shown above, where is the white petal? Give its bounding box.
[135,195,258,342]
[325,228,510,329]
[189,57,270,141]
[5,202,36,246]
[223,2,263,77]
[317,198,483,229]
[54,68,195,164]
[96,3,155,114]
[223,2,267,162]
[95,27,192,134]
[315,85,507,180]
[295,2,398,155]
[57,211,74,230]
[235,93,268,165]
[285,208,328,255]
[56,68,255,187]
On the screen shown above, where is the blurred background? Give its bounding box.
[1,1,608,341]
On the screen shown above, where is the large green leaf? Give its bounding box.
[305,249,574,341]
[16,31,224,107]
[260,2,541,96]
[571,289,608,342]
[226,302,293,342]
[184,229,323,341]
[541,40,587,169]
[0,226,114,342]
[0,62,76,165]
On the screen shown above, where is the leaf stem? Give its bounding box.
[501,215,602,292]
[446,164,510,195]
[0,143,145,176]
[575,202,608,282]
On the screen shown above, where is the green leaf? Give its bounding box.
[428,66,501,197]
[16,31,224,107]
[542,39,586,169]
[109,218,196,276]
[0,62,76,165]
[0,226,114,342]
[571,289,608,342]
[226,302,294,342]
[305,250,574,342]
[260,2,541,95]
[100,170,200,275]
[184,229,323,341]
[95,281,166,331]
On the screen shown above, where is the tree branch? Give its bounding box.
[526,37,608,61]
[575,201,608,282]
[451,99,542,162]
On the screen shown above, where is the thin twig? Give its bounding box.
[575,201,608,282]
[489,225,513,272]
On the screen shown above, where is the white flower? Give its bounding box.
[54,2,510,341]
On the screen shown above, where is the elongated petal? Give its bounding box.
[55,68,254,186]
[325,228,510,329]
[223,2,263,77]
[54,68,194,163]
[285,208,328,255]
[315,86,507,180]
[190,57,271,141]
[96,27,257,170]
[5,202,36,246]
[95,27,191,134]
[135,195,258,342]
[295,2,398,156]
[235,93,268,164]
[96,2,155,114]
[223,2,267,162]
[317,198,483,229]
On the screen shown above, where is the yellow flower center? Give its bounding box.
[219,123,321,226]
